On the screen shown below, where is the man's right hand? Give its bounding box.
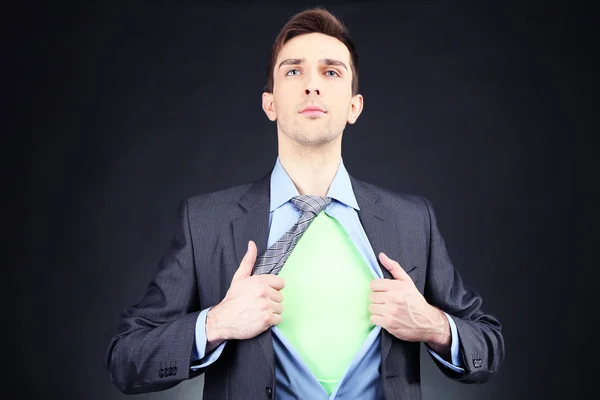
[205,240,285,349]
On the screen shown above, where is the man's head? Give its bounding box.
[262,8,363,148]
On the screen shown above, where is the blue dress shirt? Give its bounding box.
[191,157,464,399]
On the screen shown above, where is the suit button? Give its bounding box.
[173,366,178,375]
[168,367,173,376]
[159,369,164,378]
[265,386,272,399]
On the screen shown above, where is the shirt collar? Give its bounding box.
[270,156,360,212]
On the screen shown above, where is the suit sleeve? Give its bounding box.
[104,198,206,394]
[421,197,505,383]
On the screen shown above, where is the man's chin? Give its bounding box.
[292,132,339,148]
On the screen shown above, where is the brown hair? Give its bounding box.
[264,7,359,95]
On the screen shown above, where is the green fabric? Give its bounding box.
[277,211,375,395]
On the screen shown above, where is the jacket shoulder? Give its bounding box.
[183,182,254,221]
[353,178,430,213]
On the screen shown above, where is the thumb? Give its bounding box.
[379,252,409,281]
[232,240,257,281]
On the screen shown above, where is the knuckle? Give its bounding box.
[263,312,272,324]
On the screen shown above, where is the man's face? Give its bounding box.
[262,33,363,147]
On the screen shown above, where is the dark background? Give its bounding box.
[12,0,597,399]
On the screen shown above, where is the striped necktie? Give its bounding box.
[252,195,332,275]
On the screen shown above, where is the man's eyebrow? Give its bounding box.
[278,58,305,69]
[278,58,348,70]
[320,58,347,70]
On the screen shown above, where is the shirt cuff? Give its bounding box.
[426,312,465,374]
[190,307,227,370]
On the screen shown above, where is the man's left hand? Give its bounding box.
[369,252,451,352]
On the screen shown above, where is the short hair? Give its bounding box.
[264,7,359,95]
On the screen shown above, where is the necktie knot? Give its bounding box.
[291,195,332,216]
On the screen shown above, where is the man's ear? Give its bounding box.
[347,94,363,124]
[262,92,277,121]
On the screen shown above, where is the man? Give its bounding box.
[105,7,504,400]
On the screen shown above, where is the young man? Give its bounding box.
[105,7,504,400]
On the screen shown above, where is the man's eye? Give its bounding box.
[286,69,300,76]
[325,70,339,77]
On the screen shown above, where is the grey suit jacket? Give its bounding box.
[105,171,504,399]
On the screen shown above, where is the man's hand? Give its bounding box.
[369,252,451,353]
[206,241,285,349]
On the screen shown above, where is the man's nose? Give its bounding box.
[304,72,321,95]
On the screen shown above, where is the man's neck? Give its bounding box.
[278,141,341,197]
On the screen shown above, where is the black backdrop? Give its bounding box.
[13,1,597,399]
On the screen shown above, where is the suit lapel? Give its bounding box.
[350,176,414,369]
[231,171,275,374]
[232,172,271,266]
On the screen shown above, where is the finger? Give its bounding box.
[260,274,285,291]
[270,313,283,326]
[370,278,393,292]
[369,291,387,304]
[379,252,410,281]
[369,314,385,327]
[232,240,257,281]
[368,303,386,316]
[267,286,284,303]
[270,301,284,315]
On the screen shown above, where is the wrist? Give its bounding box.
[206,306,226,343]
[425,307,451,352]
